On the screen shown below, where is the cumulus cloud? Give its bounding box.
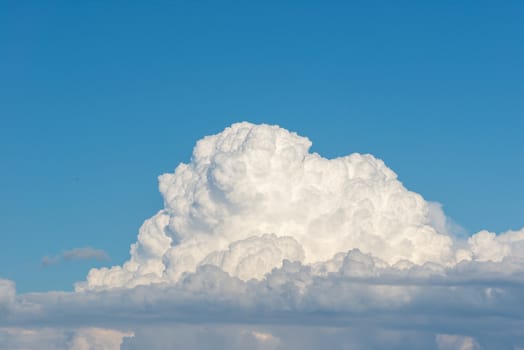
[2,122,524,349]
[76,122,524,293]
[42,248,109,267]
[80,122,458,290]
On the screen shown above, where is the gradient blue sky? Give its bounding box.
[1,0,523,293]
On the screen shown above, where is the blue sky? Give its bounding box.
[1,0,523,294]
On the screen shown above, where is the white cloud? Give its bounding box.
[2,123,524,349]
[80,122,461,291]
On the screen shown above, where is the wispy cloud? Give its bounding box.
[41,247,109,267]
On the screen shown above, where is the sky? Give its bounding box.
[1,1,523,349]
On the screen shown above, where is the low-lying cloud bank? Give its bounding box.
[1,123,523,349]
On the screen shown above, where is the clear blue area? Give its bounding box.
[1,0,523,292]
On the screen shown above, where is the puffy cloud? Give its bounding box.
[42,248,110,267]
[79,123,524,295]
[466,229,524,262]
[3,123,524,349]
[201,233,304,280]
[80,122,461,290]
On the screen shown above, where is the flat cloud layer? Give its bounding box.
[1,122,523,349]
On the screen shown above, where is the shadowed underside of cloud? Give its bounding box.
[1,123,523,349]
